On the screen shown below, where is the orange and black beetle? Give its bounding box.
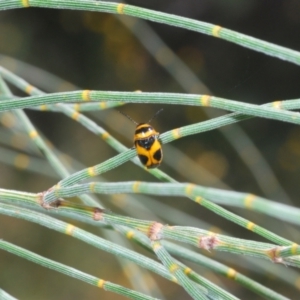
[120,109,163,168]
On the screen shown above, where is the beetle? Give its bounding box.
[120,109,163,168]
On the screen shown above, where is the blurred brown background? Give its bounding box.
[1,0,300,299]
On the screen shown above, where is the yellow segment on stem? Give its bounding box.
[25,84,34,94]
[171,128,181,139]
[82,90,91,101]
[200,95,211,106]
[226,268,237,279]
[126,231,135,239]
[87,166,97,177]
[97,279,105,288]
[29,130,38,139]
[244,194,256,209]
[212,25,222,37]
[246,222,255,231]
[65,224,75,236]
[21,0,30,8]
[117,3,126,14]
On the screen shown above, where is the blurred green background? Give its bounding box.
[1,1,300,299]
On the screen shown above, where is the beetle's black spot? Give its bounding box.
[153,149,162,161]
[138,154,149,165]
[137,136,155,150]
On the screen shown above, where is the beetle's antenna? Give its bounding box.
[118,111,138,125]
[148,108,163,123]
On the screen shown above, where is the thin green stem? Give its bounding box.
[0,238,160,300]
[1,1,300,65]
